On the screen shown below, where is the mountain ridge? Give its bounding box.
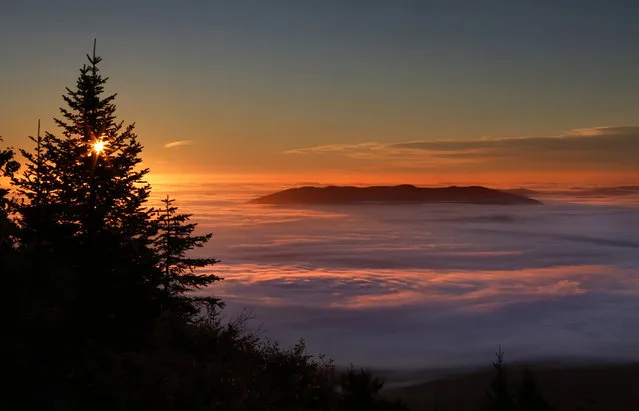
[249,185,542,205]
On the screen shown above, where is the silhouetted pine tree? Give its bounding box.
[5,42,400,411]
[48,42,155,244]
[11,123,73,362]
[16,41,163,329]
[153,195,222,317]
[484,345,515,411]
[13,120,63,247]
[9,43,165,410]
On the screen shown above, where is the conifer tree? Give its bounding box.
[49,42,153,241]
[484,345,515,411]
[13,121,59,246]
[8,43,229,409]
[17,121,46,205]
[154,195,222,316]
[4,42,372,411]
[12,42,164,351]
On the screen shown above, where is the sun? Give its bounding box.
[92,140,107,155]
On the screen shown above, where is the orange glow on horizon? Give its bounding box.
[146,169,638,189]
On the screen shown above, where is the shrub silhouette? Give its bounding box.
[517,369,555,411]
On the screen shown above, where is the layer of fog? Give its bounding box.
[154,183,639,371]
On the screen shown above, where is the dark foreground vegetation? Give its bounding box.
[386,361,639,411]
[0,45,632,410]
[0,45,408,411]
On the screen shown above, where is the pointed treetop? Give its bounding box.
[86,38,102,68]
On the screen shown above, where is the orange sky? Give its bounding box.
[3,4,639,187]
[146,169,638,191]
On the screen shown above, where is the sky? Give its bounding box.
[2,0,639,185]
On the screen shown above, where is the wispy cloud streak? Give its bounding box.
[284,126,639,172]
[164,140,195,148]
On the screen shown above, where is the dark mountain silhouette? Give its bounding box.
[249,185,542,205]
[504,188,541,197]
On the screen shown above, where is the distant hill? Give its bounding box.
[249,185,542,205]
[504,188,541,197]
[383,362,639,411]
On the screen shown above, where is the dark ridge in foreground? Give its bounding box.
[383,362,639,411]
[249,185,543,205]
